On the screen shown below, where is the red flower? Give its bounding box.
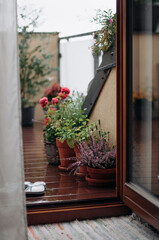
[51,98,59,105]
[61,87,70,95]
[39,97,49,108]
[58,92,68,99]
[44,117,50,126]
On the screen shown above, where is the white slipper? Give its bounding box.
[24,181,31,189]
[32,181,46,187]
[24,181,46,189]
[25,184,45,196]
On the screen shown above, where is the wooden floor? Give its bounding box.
[23,123,116,206]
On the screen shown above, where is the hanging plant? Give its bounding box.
[91,9,116,56]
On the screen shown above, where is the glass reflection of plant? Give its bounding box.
[133,88,157,120]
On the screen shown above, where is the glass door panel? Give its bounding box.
[130,0,159,197]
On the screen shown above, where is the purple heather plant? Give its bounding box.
[69,133,116,174]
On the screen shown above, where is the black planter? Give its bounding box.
[22,106,35,126]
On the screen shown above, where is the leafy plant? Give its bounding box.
[55,93,89,148]
[40,91,90,148]
[43,116,57,143]
[18,7,58,107]
[91,9,116,56]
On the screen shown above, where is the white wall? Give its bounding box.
[60,38,94,95]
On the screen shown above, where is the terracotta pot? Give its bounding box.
[74,144,87,177]
[56,138,75,171]
[44,141,60,165]
[74,144,81,159]
[86,167,116,186]
[87,167,116,179]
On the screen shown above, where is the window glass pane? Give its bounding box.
[131,0,159,197]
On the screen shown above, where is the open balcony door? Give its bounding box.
[118,0,159,230]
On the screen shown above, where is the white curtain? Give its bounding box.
[0,1,27,239]
[60,38,94,95]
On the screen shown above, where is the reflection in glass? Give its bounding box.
[130,0,159,197]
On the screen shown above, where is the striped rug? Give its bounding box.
[28,215,159,240]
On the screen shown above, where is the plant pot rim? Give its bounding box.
[22,106,34,109]
[87,166,116,173]
[85,175,116,186]
[44,141,56,144]
[56,138,74,149]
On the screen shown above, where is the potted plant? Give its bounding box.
[39,87,77,170]
[55,92,89,171]
[73,121,104,177]
[69,129,116,186]
[43,111,60,165]
[18,8,57,126]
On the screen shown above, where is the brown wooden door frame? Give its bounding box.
[120,0,159,230]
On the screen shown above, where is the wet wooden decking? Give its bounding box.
[23,123,116,206]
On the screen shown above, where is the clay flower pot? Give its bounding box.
[74,144,87,177]
[86,167,116,186]
[56,138,75,171]
[44,141,60,165]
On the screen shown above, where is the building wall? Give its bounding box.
[133,34,159,118]
[90,67,116,146]
[18,32,59,121]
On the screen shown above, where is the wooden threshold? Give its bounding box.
[27,201,131,225]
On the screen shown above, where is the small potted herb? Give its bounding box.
[69,129,116,186]
[72,121,105,177]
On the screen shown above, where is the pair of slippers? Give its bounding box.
[25,181,46,196]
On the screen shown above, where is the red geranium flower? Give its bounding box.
[39,97,49,108]
[44,117,50,126]
[51,98,59,105]
[61,87,70,95]
[58,92,68,99]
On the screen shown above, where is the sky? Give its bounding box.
[17,0,116,37]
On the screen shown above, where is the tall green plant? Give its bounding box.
[18,7,58,107]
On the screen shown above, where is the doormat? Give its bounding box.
[28,215,159,240]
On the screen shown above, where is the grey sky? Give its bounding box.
[18,0,116,36]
